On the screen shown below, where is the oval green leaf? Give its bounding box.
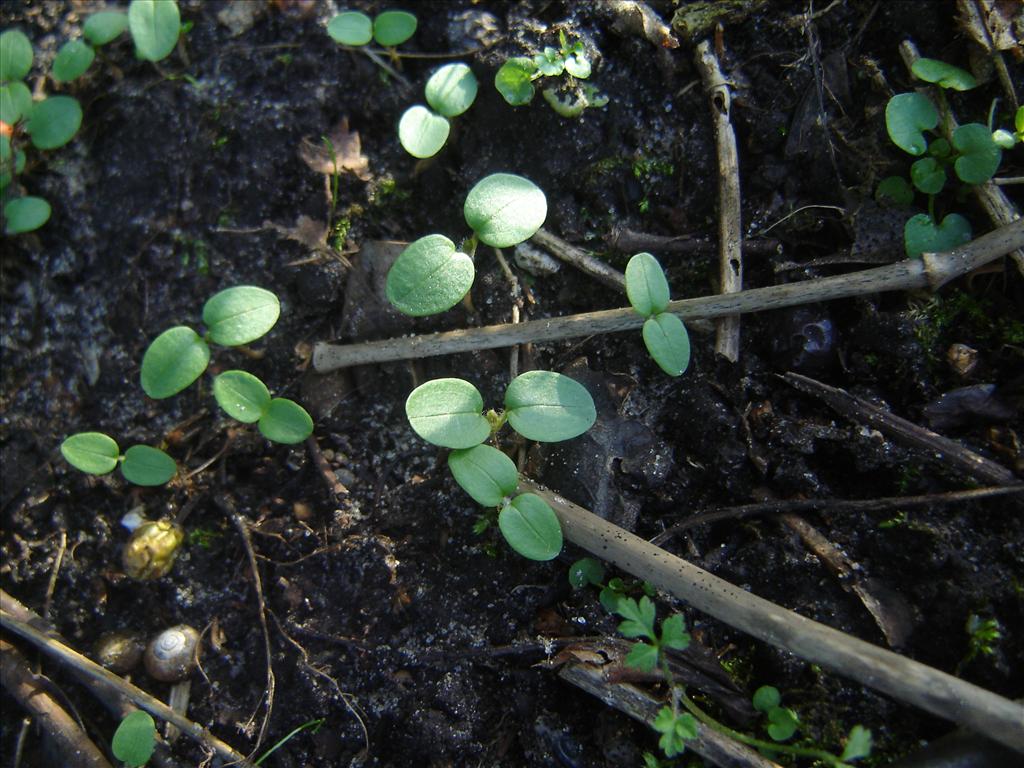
[128,0,181,61]
[448,444,519,507]
[327,11,373,46]
[26,95,82,150]
[495,57,537,106]
[0,29,33,83]
[202,285,280,346]
[120,445,177,486]
[0,136,26,190]
[625,252,670,317]
[406,378,490,449]
[52,39,95,82]
[0,81,32,124]
[952,123,1002,184]
[61,432,120,475]
[213,370,271,423]
[84,10,130,46]
[386,234,474,316]
[499,493,563,561]
[258,398,314,444]
[875,175,913,207]
[569,556,605,589]
[464,173,547,248]
[909,157,946,195]
[398,104,450,159]
[4,196,51,234]
[112,710,156,768]
[904,213,972,259]
[885,92,938,156]
[911,58,977,91]
[140,325,210,399]
[373,10,417,47]
[643,313,691,377]
[425,63,478,118]
[504,370,596,442]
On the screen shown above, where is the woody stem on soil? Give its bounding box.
[314,217,1024,371]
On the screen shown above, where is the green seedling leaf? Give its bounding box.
[616,595,657,640]
[625,641,659,672]
[328,11,373,46]
[84,10,129,46]
[660,614,690,651]
[910,157,946,195]
[752,686,781,713]
[952,123,1002,184]
[928,137,951,158]
[373,10,417,47]
[3,196,51,234]
[213,370,272,423]
[766,707,799,741]
[495,57,537,106]
[504,370,596,442]
[625,252,670,317]
[448,444,519,507]
[841,725,873,762]
[911,58,977,91]
[61,432,120,475]
[112,710,157,767]
[120,445,177,486]
[885,92,938,156]
[0,81,32,124]
[140,326,211,399]
[498,493,563,560]
[258,398,313,444]
[992,129,1016,150]
[564,49,591,79]
[653,708,698,757]
[464,173,547,248]
[534,47,564,77]
[406,378,491,449]
[0,29,33,82]
[541,88,586,118]
[425,63,478,118]
[398,104,450,159]
[52,39,95,82]
[643,314,691,377]
[904,213,971,259]
[568,557,605,589]
[202,285,280,346]
[385,234,474,316]
[128,0,181,62]
[875,175,913,206]
[0,136,26,190]
[26,95,82,150]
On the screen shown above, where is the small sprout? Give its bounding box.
[840,725,873,762]
[52,39,95,82]
[652,707,698,758]
[202,285,281,346]
[504,370,597,442]
[425,63,478,118]
[372,10,417,47]
[128,0,181,62]
[327,11,373,46]
[397,104,450,159]
[910,156,946,195]
[385,234,474,316]
[911,58,977,91]
[212,370,271,423]
[963,613,1001,664]
[625,253,691,377]
[952,123,1002,184]
[405,378,491,449]
[752,685,799,741]
[83,10,130,46]
[885,92,938,156]
[448,444,518,507]
[0,81,32,124]
[904,212,971,259]
[568,557,605,589]
[498,492,563,560]
[494,57,537,106]
[625,252,670,316]
[25,95,83,150]
[464,173,547,248]
[616,595,690,672]
[0,29,33,82]
[534,47,564,77]
[141,326,211,399]
[3,196,51,234]
[112,710,157,768]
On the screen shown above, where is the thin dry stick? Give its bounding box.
[695,40,743,362]
[517,479,1024,753]
[531,228,626,291]
[314,218,1024,371]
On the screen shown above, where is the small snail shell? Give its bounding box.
[123,519,184,580]
[94,631,145,674]
[144,625,200,682]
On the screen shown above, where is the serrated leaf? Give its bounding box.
[258,398,313,444]
[952,123,1002,184]
[140,325,210,399]
[0,29,33,82]
[425,63,478,118]
[213,370,271,423]
[494,57,537,106]
[504,370,596,442]
[911,58,977,91]
[840,725,873,761]
[615,596,657,640]
[327,11,373,46]
[904,213,971,259]
[499,493,563,560]
[448,444,519,507]
[52,39,95,82]
[61,432,120,475]
[910,156,946,194]
[625,252,670,317]
[624,641,658,672]
[406,378,490,449]
[464,173,547,248]
[202,285,280,346]
[373,10,417,47]
[120,445,176,486]
[84,11,129,46]
[386,234,474,316]
[642,313,691,377]
[3,196,50,234]
[398,104,450,158]
[568,557,605,589]
[26,95,82,150]
[112,710,156,767]
[660,613,690,650]
[128,0,181,62]
[885,92,938,155]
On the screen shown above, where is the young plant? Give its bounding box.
[405,371,597,559]
[625,253,691,377]
[61,432,177,486]
[751,685,799,742]
[398,62,478,158]
[112,710,157,767]
[327,10,417,49]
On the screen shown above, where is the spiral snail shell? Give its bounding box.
[144,625,200,682]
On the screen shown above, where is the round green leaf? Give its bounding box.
[128,0,181,61]
[26,95,82,150]
[327,11,372,46]
[202,285,280,346]
[875,176,913,207]
[495,57,537,106]
[928,137,951,158]
[386,234,474,316]
[373,10,417,47]
[885,92,938,156]
[61,432,120,475]
[213,370,271,423]
[425,63,478,118]
[499,493,563,560]
[84,11,130,46]
[911,58,977,91]
[564,51,591,79]
[0,29,33,83]
[398,105,450,158]
[448,444,519,507]
[4,196,51,234]
[120,445,177,486]
[909,157,946,195]
[904,213,972,259]
[752,686,781,713]
[0,81,32,124]
[406,378,490,449]
[504,370,596,442]
[140,325,211,399]
[569,557,605,589]
[625,252,670,317]
[642,313,691,377]
[952,123,1002,184]
[464,173,547,248]
[767,707,799,741]
[112,710,156,768]
[52,39,95,82]
[258,398,314,444]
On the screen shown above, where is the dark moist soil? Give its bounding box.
[2,1,1023,766]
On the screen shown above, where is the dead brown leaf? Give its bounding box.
[299,117,371,181]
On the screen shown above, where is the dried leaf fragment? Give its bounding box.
[299,117,371,181]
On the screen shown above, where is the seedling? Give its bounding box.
[751,685,799,741]
[61,432,177,486]
[625,253,691,376]
[405,371,596,559]
[112,710,157,767]
[398,62,478,158]
[961,613,1002,667]
[327,10,417,48]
